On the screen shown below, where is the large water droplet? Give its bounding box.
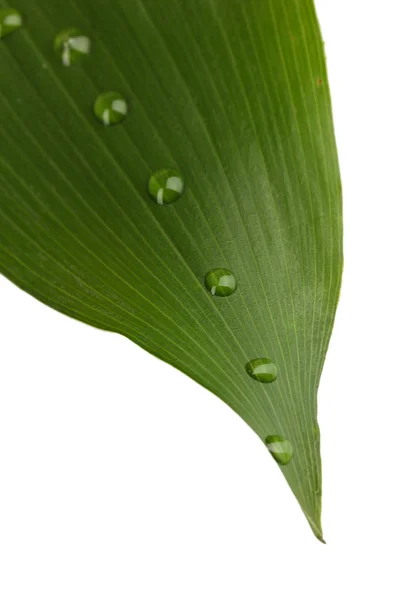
[265,435,293,465]
[0,8,22,39]
[94,91,128,126]
[245,358,277,383]
[148,169,184,205]
[54,28,91,66]
[204,268,237,297]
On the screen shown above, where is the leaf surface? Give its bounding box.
[0,0,343,540]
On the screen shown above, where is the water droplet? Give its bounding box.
[265,435,293,465]
[204,268,237,297]
[245,358,277,383]
[54,28,91,66]
[148,169,185,205]
[94,91,128,126]
[0,8,22,39]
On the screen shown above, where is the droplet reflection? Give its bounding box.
[204,268,237,297]
[245,358,277,383]
[265,435,293,465]
[0,8,22,39]
[93,91,128,126]
[148,169,185,205]
[54,28,91,66]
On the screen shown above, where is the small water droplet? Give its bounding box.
[204,268,237,297]
[148,169,185,205]
[265,435,293,465]
[0,8,22,39]
[94,91,128,126]
[54,28,91,66]
[245,357,277,383]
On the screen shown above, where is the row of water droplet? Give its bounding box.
[0,10,293,466]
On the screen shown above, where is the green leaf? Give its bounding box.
[0,0,342,541]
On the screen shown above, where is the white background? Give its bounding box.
[1,1,400,598]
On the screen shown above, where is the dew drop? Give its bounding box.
[204,268,237,297]
[54,28,91,66]
[0,8,22,39]
[148,169,185,205]
[94,91,128,126]
[265,435,293,465]
[245,357,277,383]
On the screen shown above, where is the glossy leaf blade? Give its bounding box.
[0,0,342,540]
